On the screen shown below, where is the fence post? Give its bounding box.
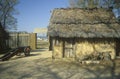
[30,33,37,50]
[17,33,19,47]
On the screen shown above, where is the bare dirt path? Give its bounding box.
[0,49,120,79]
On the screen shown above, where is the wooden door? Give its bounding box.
[63,39,75,58]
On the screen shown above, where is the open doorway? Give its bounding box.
[33,28,48,49]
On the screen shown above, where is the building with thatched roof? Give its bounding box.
[48,8,120,60]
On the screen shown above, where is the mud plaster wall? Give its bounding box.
[76,39,116,59]
[53,39,63,58]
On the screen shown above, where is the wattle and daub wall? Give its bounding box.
[51,38,119,59]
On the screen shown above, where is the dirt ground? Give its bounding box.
[0,49,120,79]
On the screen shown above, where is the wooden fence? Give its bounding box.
[0,38,8,52]
[6,33,37,50]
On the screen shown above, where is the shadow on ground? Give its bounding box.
[31,48,48,52]
[0,52,120,79]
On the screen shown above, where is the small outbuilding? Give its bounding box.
[48,8,120,60]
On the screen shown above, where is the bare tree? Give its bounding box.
[114,0,120,8]
[69,0,120,19]
[0,0,18,30]
[69,0,99,8]
[69,0,120,9]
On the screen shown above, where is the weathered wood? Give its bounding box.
[7,33,37,50]
[115,38,120,57]
[49,37,53,51]
[62,40,65,58]
[29,33,37,50]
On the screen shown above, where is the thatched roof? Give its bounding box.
[48,8,120,38]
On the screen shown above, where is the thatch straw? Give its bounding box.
[48,8,120,38]
[50,8,117,24]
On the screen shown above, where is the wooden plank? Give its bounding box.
[29,33,37,50]
[7,33,36,49]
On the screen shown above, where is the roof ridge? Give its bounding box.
[54,8,112,11]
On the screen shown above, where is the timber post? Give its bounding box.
[30,33,37,50]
